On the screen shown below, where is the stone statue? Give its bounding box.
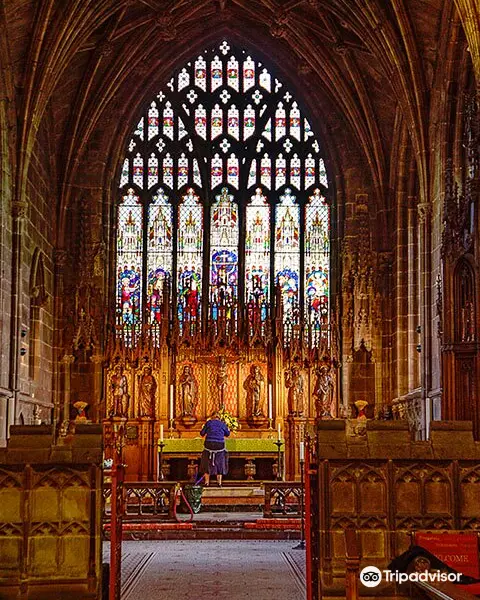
[138,366,156,417]
[313,365,334,418]
[179,364,198,416]
[216,356,228,406]
[33,404,42,425]
[285,366,305,416]
[244,364,265,417]
[111,365,130,417]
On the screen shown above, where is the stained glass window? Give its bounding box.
[246,189,270,331]
[148,102,159,140]
[275,188,300,339]
[133,154,144,188]
[148,154,158,189]
[147,189,173,328]
[116,40,330,346]
[116,189,143,343]
[177,189,203,334]
[210,188,239,329]
[305,189,330,346]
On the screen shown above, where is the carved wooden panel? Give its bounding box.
[459,461,480,529]
[317,457,480,574]
[0,464,101,594]
[0,467,23,573]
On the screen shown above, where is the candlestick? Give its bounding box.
[274,438,284,481]
[158,440,166,481]
[277,423,281,440]
[299,441,305,461]
[160,424,164,442]
[268,383,273,420]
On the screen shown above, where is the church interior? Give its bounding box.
[1,0,480,598]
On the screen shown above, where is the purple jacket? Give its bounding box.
[200,418,230,444]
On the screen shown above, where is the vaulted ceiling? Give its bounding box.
[0,0,476,234]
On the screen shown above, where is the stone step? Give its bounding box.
[192,485,264,508]
[120,528,301,541]
[201,486,264,497]
[105,514,302,540]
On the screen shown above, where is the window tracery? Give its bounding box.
[116,40,330,347]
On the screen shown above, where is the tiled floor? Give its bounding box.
[104,540,306,599]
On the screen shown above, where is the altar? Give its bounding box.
[158,437,284,481]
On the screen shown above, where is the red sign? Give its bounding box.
[415,532,480,579]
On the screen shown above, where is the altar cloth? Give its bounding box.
[159,438,283,453]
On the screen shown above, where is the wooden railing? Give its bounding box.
[344,529,360,600]
[263,481,303,517]
[103,481,177,521]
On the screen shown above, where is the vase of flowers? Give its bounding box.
[218,405,240,433]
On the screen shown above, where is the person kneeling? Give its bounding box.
[199,411,230,487]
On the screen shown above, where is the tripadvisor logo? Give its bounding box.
[360,566,462,587]
[360,566,382,587]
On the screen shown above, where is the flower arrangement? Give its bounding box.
[218,405,240,433]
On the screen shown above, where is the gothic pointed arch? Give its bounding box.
[29,249,48,379]
[114,39,331,349]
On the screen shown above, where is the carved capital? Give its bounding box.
[417,202,431,223]
[61,354,76,366]
[12,200,28,220]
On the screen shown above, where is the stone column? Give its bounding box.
[9,200,28,432]
[61,354,75,433]
[407,198,420,389]
[418,203,432,438]
[90,353,104,422]
[52,249,68,437]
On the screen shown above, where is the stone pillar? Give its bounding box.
[61,354,75,432]
[90,353,104,422]
[406,199,418,389]
[9,200,28,432]
[418,203,432,438]
[52,249,68,437]
[286,415,306,480]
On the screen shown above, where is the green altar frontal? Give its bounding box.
[157,437,284,481]
[158,438,284,453]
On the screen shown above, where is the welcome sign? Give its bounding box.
[415,532,480,579]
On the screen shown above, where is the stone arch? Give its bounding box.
[454,258,475,344]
